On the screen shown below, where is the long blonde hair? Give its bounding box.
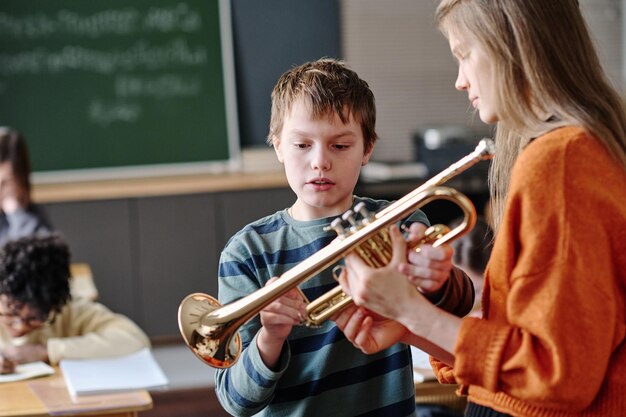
[436,0,626,230]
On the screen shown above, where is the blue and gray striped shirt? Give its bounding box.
[215,196,429,417]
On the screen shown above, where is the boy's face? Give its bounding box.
[0,295,49,337]
[274,99,373,221]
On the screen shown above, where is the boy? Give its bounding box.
[0,233,150,374]
[214,58,474,416]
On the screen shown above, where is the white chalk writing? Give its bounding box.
[0,3,202,39]
[115,74,201,98]
[0,2,215,127]
[89,99,141,125]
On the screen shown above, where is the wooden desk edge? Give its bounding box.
[33,170,288,203]
[0,370,153,417]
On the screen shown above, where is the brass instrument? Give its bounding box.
[178,138,495,369]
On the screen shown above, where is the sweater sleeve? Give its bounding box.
[213,236,288,416]
[452,133,625,411]
[428,267,475,317]
[214,333,290,416]
[46,300,151,365]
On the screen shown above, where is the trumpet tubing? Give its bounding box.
[178,138,495,369]
[302,189,476,327]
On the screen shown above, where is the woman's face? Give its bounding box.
[448,29,499,124]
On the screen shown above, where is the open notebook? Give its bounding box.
[60,348,169,398]
[0,361,54,383]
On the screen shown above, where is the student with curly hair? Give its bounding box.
[0,234,150,374]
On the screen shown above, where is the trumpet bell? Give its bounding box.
[178,293,242,368]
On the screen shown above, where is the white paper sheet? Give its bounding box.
[60,348,169,398]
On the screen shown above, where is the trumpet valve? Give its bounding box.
[342,209,357,228]
[422,224,451,244]
[354,202,375,225]
[323,218,347,236]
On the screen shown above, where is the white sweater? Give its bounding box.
[0,298,150,365]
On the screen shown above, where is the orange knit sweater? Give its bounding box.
[433,126,626,416]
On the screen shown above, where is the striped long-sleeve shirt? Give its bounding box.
[215,196,430,417]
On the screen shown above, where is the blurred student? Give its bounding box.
[0,127,52,246]
[0,234,150,374]
[336,1,626,416]
[213,58,474,417]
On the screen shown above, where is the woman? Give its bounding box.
[335,1,626,416]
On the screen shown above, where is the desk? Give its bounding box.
[69,263,99,301]
[0,371,152,417]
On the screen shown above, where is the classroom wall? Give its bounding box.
[232,0,341,147]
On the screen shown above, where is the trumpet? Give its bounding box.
[178,138,495,368]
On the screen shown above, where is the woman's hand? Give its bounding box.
[403,223,455,294]
[339,225,423,321]
[333,305,408,354]
[337,224,462,364]
[338,224,464,365]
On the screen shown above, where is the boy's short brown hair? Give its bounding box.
[267,58,377,153]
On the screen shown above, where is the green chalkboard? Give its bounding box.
[0,0,238,180]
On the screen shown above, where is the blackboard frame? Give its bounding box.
[0,0,240,183]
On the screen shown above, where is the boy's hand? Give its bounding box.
[257,277,307,369]
[0,352,16,374]
[260,277,307,341]
[402,223,454,293]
